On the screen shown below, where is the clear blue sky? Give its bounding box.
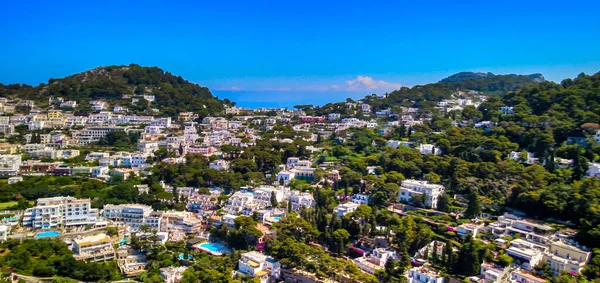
[1,1,599,107]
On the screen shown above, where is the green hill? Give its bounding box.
[0,64,229,116]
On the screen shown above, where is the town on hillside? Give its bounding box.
[0,69,599,283]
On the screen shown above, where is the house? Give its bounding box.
[457,222,485,238]
[361,103,372,114]
[499,106,514,115]
[299,116,325,123]
[288,190,314,212]
[116,246,147,276]
[398,179,445,209]
[276,170,295,185]
[328,113,341,120]
[91,166,110,177]
[587,162,600,179]
[419,144,441,155]
[334,202,360,219]
[510,269,547,283]
[209,159,230,170]
[505,239,544,270]
[478,262,507,283]
[60,101,77,108]
[238,251,281,283]
[351,194,370,205]
[408,266,445,283]
[354,248,398,275]
[160,266,188,283]
[71,233,115,262]
[7,176,23,184]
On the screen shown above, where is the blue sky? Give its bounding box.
[1,1,599,107]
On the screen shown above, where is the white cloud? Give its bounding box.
[214,86,244,91]
[345,76,402,91]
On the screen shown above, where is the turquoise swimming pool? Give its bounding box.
[196,242,231,255]
[35,231,60,238]
[2,217,17,222]
[273,217,281,221]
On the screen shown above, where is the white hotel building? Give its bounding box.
[22,196,99,229]
[103,204,154,229]
[398,179,445,209]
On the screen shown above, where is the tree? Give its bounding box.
[424,172,441,183]
[497,254,513,267]
[331,229,350,255]
[270,191,279,208]
[455,237,481,276]
[411,193,425,208]
[464,188,482,219]
[437,193,451,212]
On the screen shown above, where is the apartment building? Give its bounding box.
[225,191,255,215]
[238,251,281,283]
[103,204,154,229]
[543,239,591,275]
[505,239,545,270]
[161,211,202,233]
[72,233,115,262]
[398,179,445,209]
[22,196,98,229]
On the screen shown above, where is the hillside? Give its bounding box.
[440,71,544,84]
[0,64,229,116]
[311,71,546,116]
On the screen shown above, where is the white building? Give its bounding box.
[419,144,441,155]
[0,155,22,176]
[160,266,188,283]
[225,191,255,215]
[351,193,370,205]
[328,113,341,121]
[209,159,230,170]
[543,239,591,275]
[22,196,99,229]
[457,222,485,238]
[398,179,445,209]
[505,239,544,270]
[510,269,547,283]
[103,204,154,229]
[334,202,360,219]
[587,162,600,179]
[408,266,445,283]
[238,251,280,283]
[287,190,314,212]
[276,170,295,185]
[72,233,115,262]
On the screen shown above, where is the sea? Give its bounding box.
[212,90,369,109]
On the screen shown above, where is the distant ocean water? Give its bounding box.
[212,90,368,109]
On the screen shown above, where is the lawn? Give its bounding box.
[0,201,17,210]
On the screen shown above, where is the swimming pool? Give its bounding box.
[34,231,60,238]
[178,253,193,260]
[272,217,281,222]
[2,217,17,222]
[195,242,232,255]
